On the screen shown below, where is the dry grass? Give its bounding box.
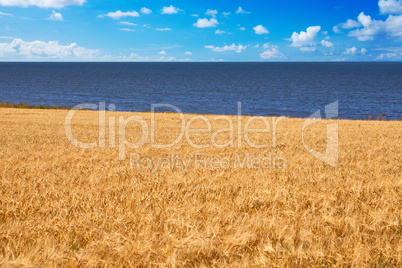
[0,108,401,267]
[0,102,68,110]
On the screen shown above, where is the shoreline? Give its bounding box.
[0,102,69,110]
[1,101,399,121]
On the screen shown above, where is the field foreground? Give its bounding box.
[0,108,401,267]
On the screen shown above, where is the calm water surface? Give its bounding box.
[0,62,401,120]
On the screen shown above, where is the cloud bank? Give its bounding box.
[193,18,218,28]
[0,38,98,60]
[98,10,139,20]
[253,25,269,34]
[0,0,86,8]
[289,26,321,49]
[205,43,248,53]
[162,5,181,15]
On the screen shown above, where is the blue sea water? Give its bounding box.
[0,62,401,120]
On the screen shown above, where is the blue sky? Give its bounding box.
[0,0,401,61]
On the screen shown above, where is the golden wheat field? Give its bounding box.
[0,107,401,267]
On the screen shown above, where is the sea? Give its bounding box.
[0,62,401,120]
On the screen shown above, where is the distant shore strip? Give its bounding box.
[0,102,399,121]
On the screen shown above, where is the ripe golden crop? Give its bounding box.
[0,108,401,267]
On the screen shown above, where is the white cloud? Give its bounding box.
[162,5,181,15]
[205,9,218,17]
[0,11,12,16]
[158,56,176,61]
[120,28,136,32]
[377,50,402,59]
[236,7,250,14]
[202,58,224,62]
[102,53,187,62]
[215,30,226,34]
[120,21,137,26]
[372,46,402,59]
[260,44,283,59]
[255,44,260,48]
[0,38,98,60]
[222,11,231,16]
[239,27,246,31]
[289,26,321,48]
[156,27,171,31]
[102,53,141,62]
[358,12,372,27]
[300,47,316,52]
[182,58,193,62]
[185,51,192,55]
[98,10,139,20]
[205,43,248,53]
[263,43,271,49]
[260,48,279,59]
[341,19,361,29]
[379,0,402,14]
[253,25,269,34]
[344,47,358,55]
[260,48,281,59]
[348,12,402,41]
[141,7,152,15]
[0,0,85,8]
[49,10,63,21]
[0,40,15,55]
[321,40,334,47]
[190,14,199,17]
[343,47,367,55]
[334,19,361,33]
[333,26,341,33]
[193,18,218,28]
[159,50,167,55]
